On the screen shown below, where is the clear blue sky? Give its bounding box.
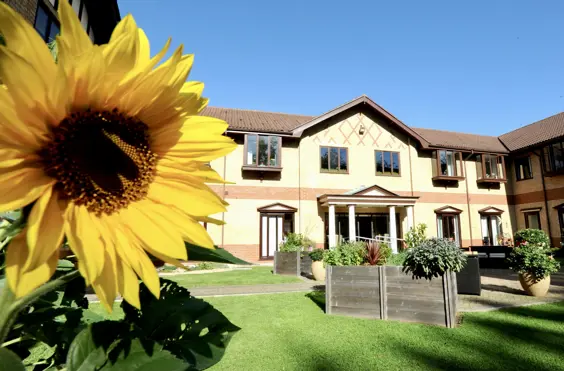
[118,0,564,136]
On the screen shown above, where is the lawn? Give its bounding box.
[90,293,564,371]
[163,266,303,287]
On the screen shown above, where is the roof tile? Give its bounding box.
[411,127,508,153]
[499,112,564,151]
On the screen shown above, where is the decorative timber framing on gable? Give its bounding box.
[291,95,430,148]
[257,203,298,213]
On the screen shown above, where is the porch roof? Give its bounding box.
[317,194,418,207]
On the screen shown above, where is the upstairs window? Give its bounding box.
[320,146,348,173]
[432,150,463,180]
[524,210,541,230]
[34,3,59,42]
[476,154,506,182]
[244,134,281,167]
[515,156,533,181]
[375,151,400,176]
[542,141,564,174]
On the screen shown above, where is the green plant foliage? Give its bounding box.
[405,223,427,250]
[507,245,560,282]
[279,233,306,252]
[322,242,366,266]
[402,238,467,280]
[514,229,551,249]
[386,251,407,266]
[308,248,324,262]
[184,242,251,265]
[196,262,215,270]
[0,347,25,371]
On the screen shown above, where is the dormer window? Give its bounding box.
[476,154,506,183]
[243,134,282,171]
[432,150,464,181]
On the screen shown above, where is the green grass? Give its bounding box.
[164,266,302,288]
[90,293,564,371]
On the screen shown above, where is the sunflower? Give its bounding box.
[0,1,235,310]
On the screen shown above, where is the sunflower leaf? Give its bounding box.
[0,347,25,371]
[184,242,251,265]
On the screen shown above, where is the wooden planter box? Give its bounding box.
[326,266,458,328]
[456,256,481,295]
[273,251,300,276]
[300,254,313,278]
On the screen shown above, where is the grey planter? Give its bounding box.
[300,254,313,278]
[273,251,300,276]
[326,265,458,328]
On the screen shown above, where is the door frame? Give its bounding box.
[259,212,295,260]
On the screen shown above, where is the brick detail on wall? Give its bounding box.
[2,0,38,25]
[221,244,261,263]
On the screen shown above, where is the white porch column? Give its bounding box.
[406,205,414,231]
[328,204,337,248]
[348,204,356,241]
[389,206,398,254]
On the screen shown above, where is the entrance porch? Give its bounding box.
[318,185,418,253]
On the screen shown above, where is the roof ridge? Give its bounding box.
[499,111,564,138]
[205,106,315,118]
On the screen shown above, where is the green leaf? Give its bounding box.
[57,259,76,271]
[185,242,250,265]
[66,322,116,371]
[101,339,187,371]
[0,347,25,371]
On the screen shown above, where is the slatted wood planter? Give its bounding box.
[300,254,313,278]
[326,265,458,328]
[273,251,300,276]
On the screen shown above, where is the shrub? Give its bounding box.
[308,248,324,262]
[405,223,427,250]
[402,238,467,280]
[279,233,304,252]
[322,242,365,266]
[507,245,560,282]
[196,262,215,270]
[386,251,407,266]
[514,229,551,249]
[365,242,384,265]
[379,242,392,262]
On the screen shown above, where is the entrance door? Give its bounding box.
[260,213,293,259]
[437,214,460,247]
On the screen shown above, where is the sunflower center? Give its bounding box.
[39,109,158,215]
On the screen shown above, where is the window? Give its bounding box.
[515,156,533,180]
[433,150,463,179]
[476,154,506,182]
[436,214,461,247]
[244,134,281,168]
[480,214,503,245]
[34,4,59,42]
[542,141,564,174]
[557,205,564,240]
[320,146,348,173]
[524,211,541,230]
[375,151,400,176]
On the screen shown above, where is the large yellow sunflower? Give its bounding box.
[0,1,235,310]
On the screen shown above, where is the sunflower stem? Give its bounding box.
[0,270,81,343]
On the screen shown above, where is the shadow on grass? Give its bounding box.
[388,302,564,371]
[305,291,326,313]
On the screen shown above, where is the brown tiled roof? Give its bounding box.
[499,112,564,152]
[201,107,313,133]
[411,127,508,154]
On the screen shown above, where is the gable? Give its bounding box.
[478,206,504,215]
[257,202,297,213]
[346,185,399,197]
[434,206,463,214]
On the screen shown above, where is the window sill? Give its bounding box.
[320,170,349,174]
[376,173,401,177]
[432,175,465,182]
[544,169,564,177]
[242,165,282,172]
[477,178,507,184]
[515,177,533,182]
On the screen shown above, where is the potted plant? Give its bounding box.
[507,229,560,296]
[309,248,325,281]
[275,233,304,275]
[364,241,391,266]
[403,238,467,280]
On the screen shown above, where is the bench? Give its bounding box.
[467,246,512,269]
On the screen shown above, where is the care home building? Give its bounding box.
[202,96,564,262]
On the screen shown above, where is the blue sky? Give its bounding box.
[119,0,564,136]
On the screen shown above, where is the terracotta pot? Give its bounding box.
[311,261,326,282]
[519,273,551,297]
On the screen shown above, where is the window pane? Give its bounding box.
[89,26,95,42]
[269,137,278,166]
[376,152,383,173]
[320,147,329,169]
[446,151,454,176]
[527,213,540,230]
[258,136,268,166]
[48,22,59,42]
[330,148,339,170]
[554,142,564,170]
[34,6,49,40]
[339,148,347,171]
[484,155,493,177]
[440,151,448,175]
[72,0,81,15]
[515,157,531,180]
[383,151,391,173]
[80,7,88,30]
[246,135,257,165]
[392,152,399,175]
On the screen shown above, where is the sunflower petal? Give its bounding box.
[57,0,92,69]
[116,258,141,309]
[25,186,66,272]
[0,88,41,149]
[91,249,118,312]
[0,161,53,213]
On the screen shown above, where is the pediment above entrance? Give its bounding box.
[346,184,399,197]
[257,202,297,213]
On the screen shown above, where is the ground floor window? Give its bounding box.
[524,211,541,230]
[557,205,564,239]
[480,215,503,245]
[436,214,461,247]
